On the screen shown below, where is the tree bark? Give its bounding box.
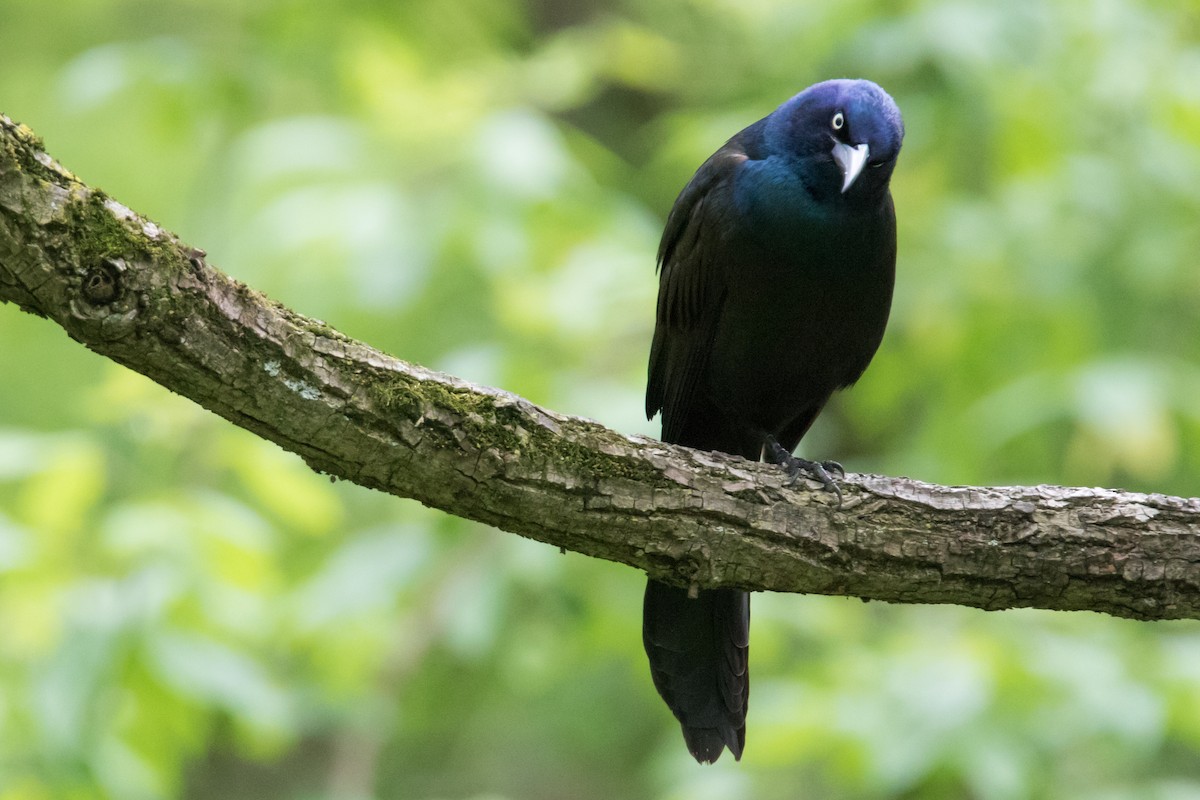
[3,113,1199,622]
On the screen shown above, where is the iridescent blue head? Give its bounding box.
[763,79,904,201]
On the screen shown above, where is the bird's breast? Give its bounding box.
[704,212,895,432]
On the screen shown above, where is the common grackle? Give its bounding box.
[644,79,904,763]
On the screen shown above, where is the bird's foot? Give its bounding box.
[783,457,844,502]
[763,438,844,507]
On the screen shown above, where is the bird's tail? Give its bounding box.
[642,579,750,763]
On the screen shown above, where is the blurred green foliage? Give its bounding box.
[2,0,1200,797]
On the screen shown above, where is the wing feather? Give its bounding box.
[646,135,752,441]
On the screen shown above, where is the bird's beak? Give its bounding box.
[831,141,870,193]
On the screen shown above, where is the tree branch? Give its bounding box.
[3,114,1199,622]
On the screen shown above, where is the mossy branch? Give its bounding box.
[3,113,1200,622]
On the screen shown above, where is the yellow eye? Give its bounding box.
[831,112,845,131]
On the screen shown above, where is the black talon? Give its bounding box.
[791,457,843,507]
[762,437,844,508]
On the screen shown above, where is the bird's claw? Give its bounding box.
[783,457,843,507]
[819,459,845,479]
[763,438,844,508]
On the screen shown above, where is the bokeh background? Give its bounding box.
[3,0,1200,798]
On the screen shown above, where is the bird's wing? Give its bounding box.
[646,136,750,443]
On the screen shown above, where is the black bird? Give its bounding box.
[643,79,904,763]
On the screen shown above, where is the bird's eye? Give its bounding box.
[831,112,845,131]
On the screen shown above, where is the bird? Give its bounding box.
[643,79,904,764]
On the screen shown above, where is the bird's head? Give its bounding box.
[765,79,904,201]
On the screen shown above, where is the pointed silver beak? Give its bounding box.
[831,141,870,193]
